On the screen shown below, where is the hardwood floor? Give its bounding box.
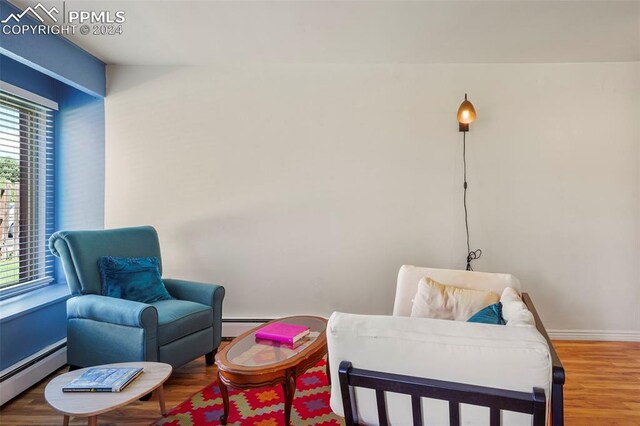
[553,340,640,426]
[0,341,639,425]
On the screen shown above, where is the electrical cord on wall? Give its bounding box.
[463,131,482,271]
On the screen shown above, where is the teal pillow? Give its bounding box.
[99,256,173,303]
[467,302,506,325]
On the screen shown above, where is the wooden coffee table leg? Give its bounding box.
[63,415,69,426]
[156,385,166,415]
[218,372,229,425]
[88,416,97,426]
[282,371,297,426]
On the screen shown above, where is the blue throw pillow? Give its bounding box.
[99,256,174,304]
[467,302,506,325]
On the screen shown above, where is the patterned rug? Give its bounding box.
[156,359,344,425]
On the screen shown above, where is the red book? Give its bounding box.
[255,322,310,345]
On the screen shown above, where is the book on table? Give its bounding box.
[255,336,310,350]
[255,322,310,345]
[62,367,144,393]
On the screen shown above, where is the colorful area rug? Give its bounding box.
[156,359,344,425]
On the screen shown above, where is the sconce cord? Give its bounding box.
[463,131,482,271]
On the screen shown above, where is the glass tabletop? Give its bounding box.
[227,316,326,367]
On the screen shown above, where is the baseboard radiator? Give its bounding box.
[0,339,67,406]
[0,320,254,407]
[0,320,265,406]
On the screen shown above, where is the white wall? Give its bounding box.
[105,62,640,336]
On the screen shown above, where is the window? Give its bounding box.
[0,89,55,294]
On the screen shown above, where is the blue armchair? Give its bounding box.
[49,226,225,369]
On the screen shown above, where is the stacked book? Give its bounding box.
[255,322,310,347]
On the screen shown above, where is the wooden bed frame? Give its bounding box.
[339,361,546,426]
[523,292,565,426]
[338,293,565,426]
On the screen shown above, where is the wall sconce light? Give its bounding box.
[457,93,477,132]
[457,93,481,270]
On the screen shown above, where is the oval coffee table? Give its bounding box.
[215,316,328,425]
[45,362,172,426]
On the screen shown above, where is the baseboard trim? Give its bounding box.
[548,330,640,342]
[222,319,271,338]
[222,319,640,342]
[0,339,67,406]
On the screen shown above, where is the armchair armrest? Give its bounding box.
[163,278,225,310]
[67,294,158,329]
[164,279,225,353]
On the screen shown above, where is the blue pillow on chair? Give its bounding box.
[99,256,174,303]
[467,302,506,325]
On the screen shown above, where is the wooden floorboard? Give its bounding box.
[553,340,640,426]
[0,341,639,425]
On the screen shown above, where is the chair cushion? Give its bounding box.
[327,312,552,426]
[151,300,213,345]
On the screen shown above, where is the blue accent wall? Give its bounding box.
[54,85,105,283]
[3,304,66,367]
[0,55,57,100]
[0,0,106,97]
[0,65,105,369]
[0,286,68,369]
[0,0,105,371]
[0,52,67,371]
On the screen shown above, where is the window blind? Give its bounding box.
[0,90,55,292]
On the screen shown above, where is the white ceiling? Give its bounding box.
[9,0,640,65]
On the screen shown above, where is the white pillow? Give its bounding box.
[500,286,522,304]
[411,277,500,321]
[500,287,535,327]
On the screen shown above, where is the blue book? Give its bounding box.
[62,367,143,392]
